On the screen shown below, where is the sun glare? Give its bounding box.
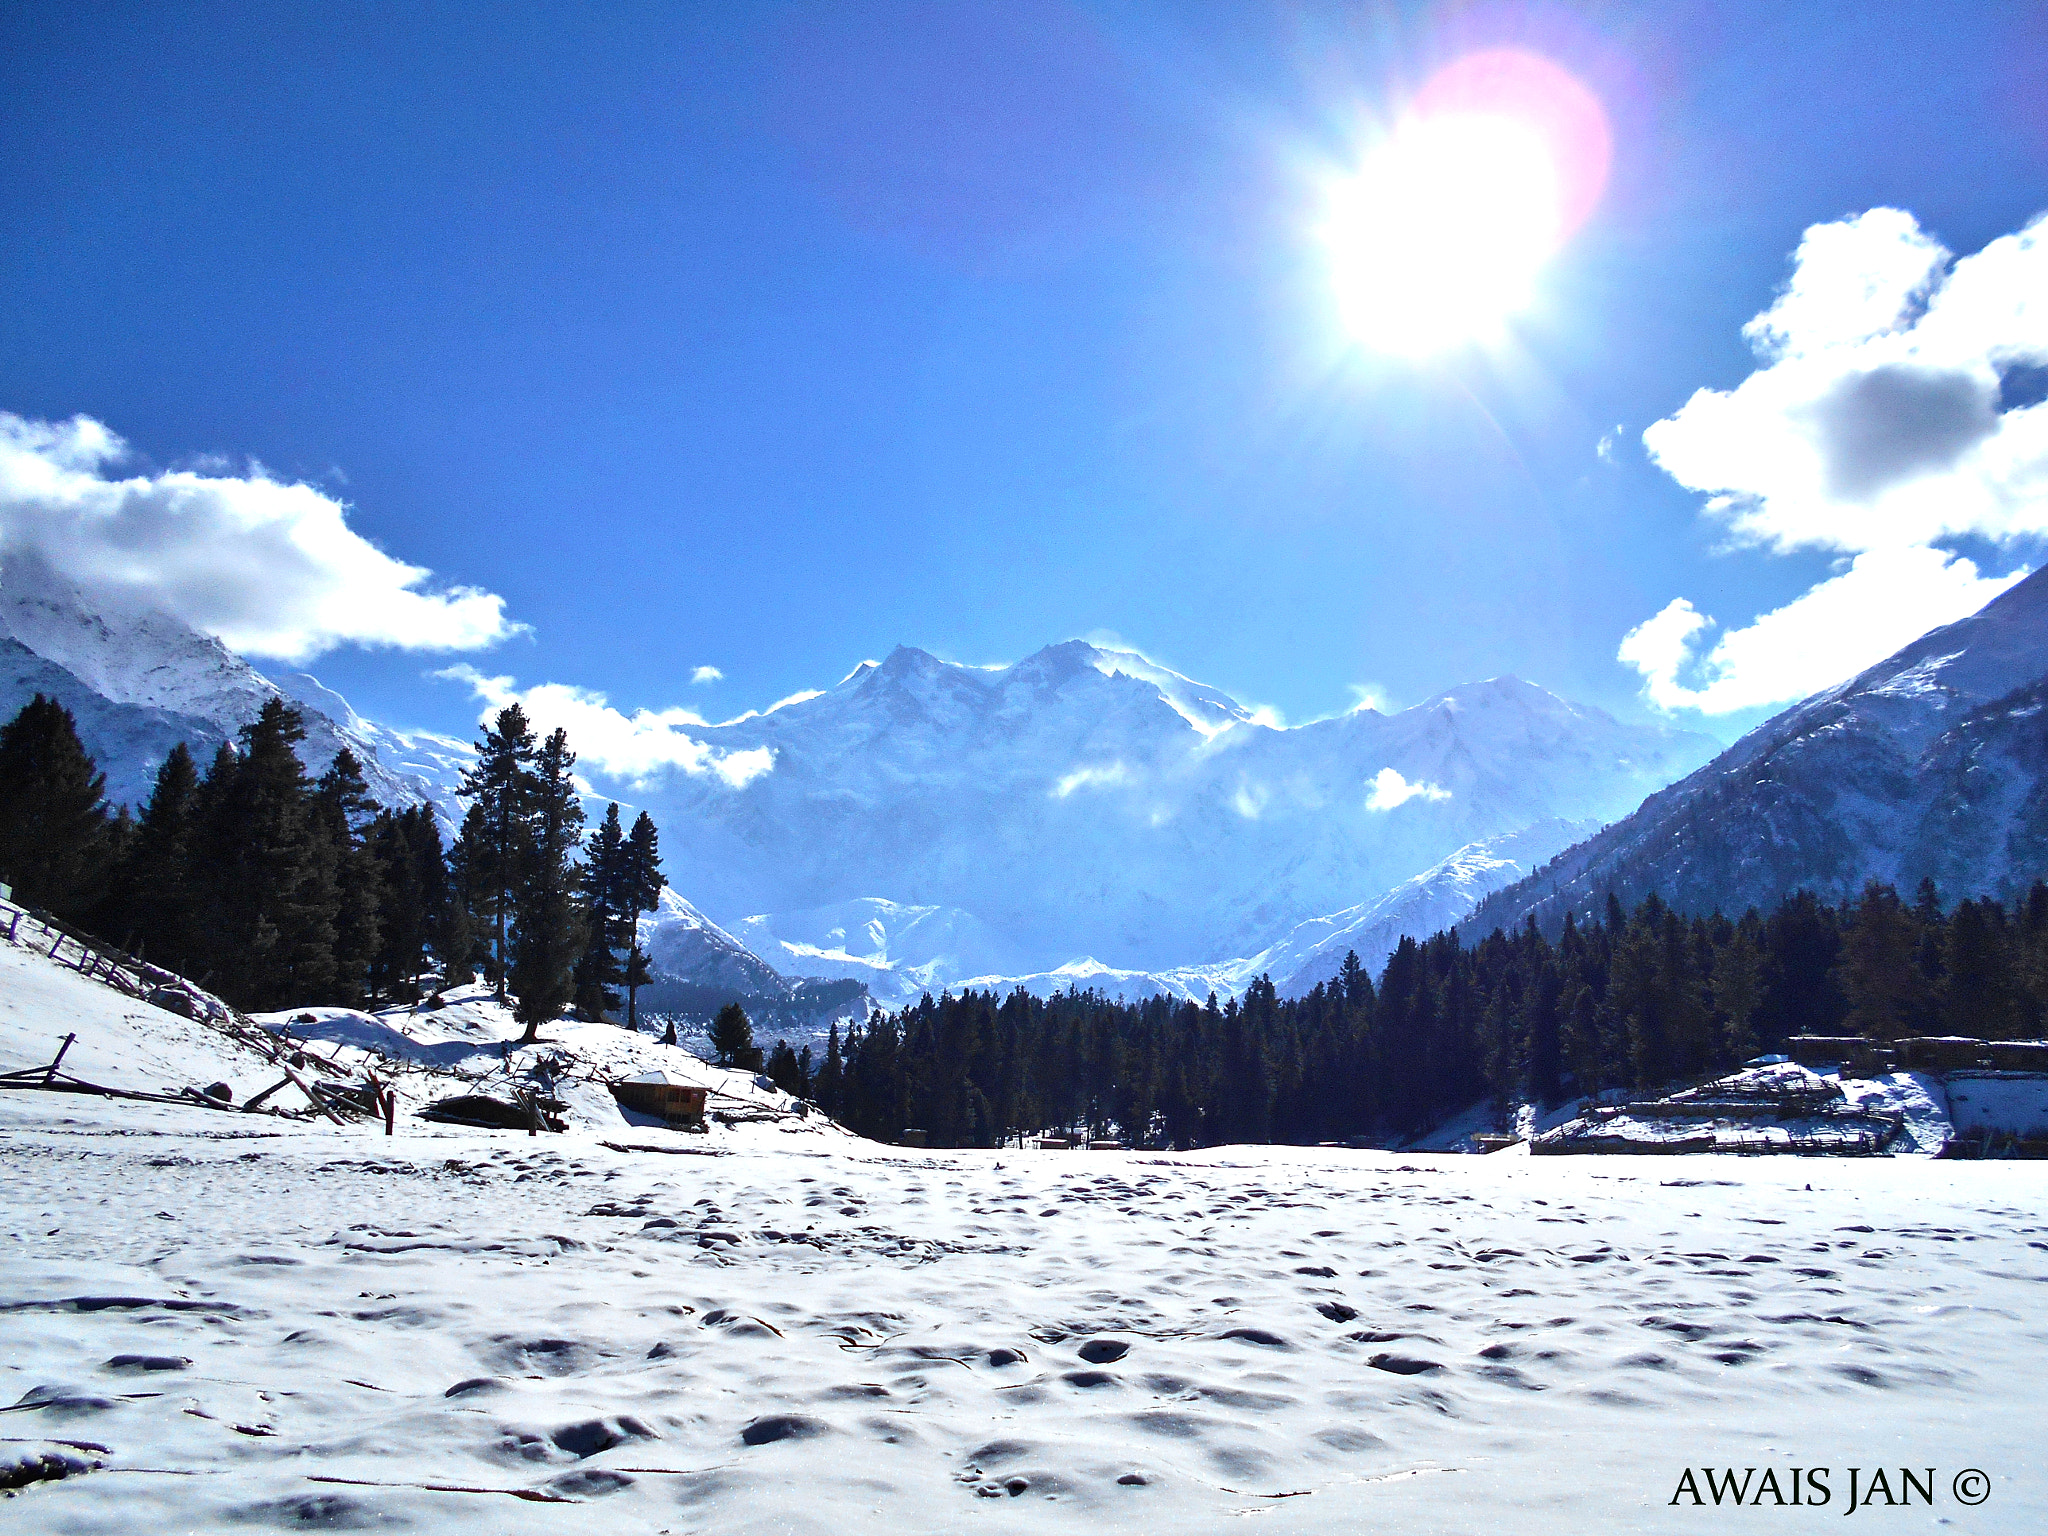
[1323,50,1611,357]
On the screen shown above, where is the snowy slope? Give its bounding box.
[0,636,229,809]
[1267,818,1595,998]
[725,897,1031,1005]
[0,552,460,818]
[1468,565,2048,935]
[637,642,1715,974]
[0,898,838,1144]
[638,887,790,997]
[948,955,1259,1006]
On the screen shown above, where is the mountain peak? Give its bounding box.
[866,645,947,681]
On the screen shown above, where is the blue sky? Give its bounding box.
[4,0,2046,756]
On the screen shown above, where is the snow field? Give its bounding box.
[4,939,2046,1532]
[6,1101,2047,1533]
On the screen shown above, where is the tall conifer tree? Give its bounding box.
[622,810,665,1028]
[458,704,537,1001]
[112,741,201,968]
[0,695,112,920]
[509,727,585,1039]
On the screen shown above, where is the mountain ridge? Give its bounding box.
[1464,565,2048,938]
[632,638,1718,973]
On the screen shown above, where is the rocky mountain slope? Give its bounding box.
[1465,566,2048,936]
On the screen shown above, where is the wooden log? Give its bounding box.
[276,1059,348,1126]
[43,1034,76,1085]
[241,1075,295,1112]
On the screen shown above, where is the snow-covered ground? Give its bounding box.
[6,942,2046,1530]
[244,985,840,1143]
[1528,1063,1963,1159]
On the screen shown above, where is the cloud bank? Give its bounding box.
[1366,767,1450,811]
[0,412,519,663]
[1623,207,2048,713]
[439,664,775,790]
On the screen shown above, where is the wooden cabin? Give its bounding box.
[611,1069,708,1128]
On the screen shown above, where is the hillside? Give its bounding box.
[1467,566,2048,936]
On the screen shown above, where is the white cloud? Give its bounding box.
[690,665,724,685]
[0,412,519,663]
[437,665,775,790]
[1053,761,1132,799]
[1365,766,1449,811]
[1230,780,1270,819]
[1625,207,2048,713]
[1619,548,2024,713]
[1346,683,1391,714]
[1596,425,1623,463]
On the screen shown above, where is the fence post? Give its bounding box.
[43,1033,76,1085]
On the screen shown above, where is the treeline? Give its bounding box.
[809,882,2048,1149]
[0,694,664,1026]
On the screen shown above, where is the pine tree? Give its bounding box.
[399,807,462,988]
[765,1039,807,1096]
[622,810,666,1028]
[367,810,429,1001]
[1711,915,1765,1062]
[817,1021,845,1110]
[0,694,113,920]
[458,704,537,1001]
[1941,898,2020,1039]
[1834,882,1931,1041]
[193,699,338,1008]
[622,944,654,1026]
[710,1001,759,1068]
[314,749,382,1005]
[258,702,339,1005]
[108,741,200,967]
[574,803,627,1020]
[508,727,585,1040]
[445,802,492,986]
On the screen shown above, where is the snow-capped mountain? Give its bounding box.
[0,634,226,811]
[1466,565,2048,936]
[639,886,789,996]
[634,887,873,1039]
[3,553,1725,1008]
[1264,817,1596,998]
[633,640,1716,975]
[726,898,1030,1006]
[271,670,473,814]
[0,552,464,820]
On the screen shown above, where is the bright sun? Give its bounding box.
[1323,50,1610,357]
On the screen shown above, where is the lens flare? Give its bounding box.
[1323,49,1612,356]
